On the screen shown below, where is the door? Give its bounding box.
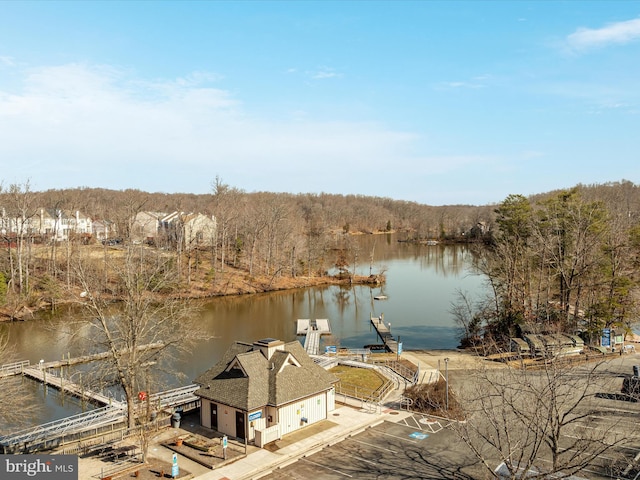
[210,403,218,430]
[235,411,245,440]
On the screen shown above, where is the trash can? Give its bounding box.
[171,412,181,428]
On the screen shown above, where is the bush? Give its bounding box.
[403,379,464,420]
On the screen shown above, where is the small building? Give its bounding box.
[194,338,338,447]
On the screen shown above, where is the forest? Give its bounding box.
[1,178,639,350]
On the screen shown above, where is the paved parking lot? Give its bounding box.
[261,354,640,480]
[259,413,483,480]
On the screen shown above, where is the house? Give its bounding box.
[194,338,338,447]
[181,213,217,248]
[130,211,166,242]
[1,208,92,242]
[131,211,217,247]
[92,219,117,241]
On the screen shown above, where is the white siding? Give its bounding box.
[328,388,335,412]
[278,393,328,436]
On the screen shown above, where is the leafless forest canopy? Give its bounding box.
[1,179,640,343]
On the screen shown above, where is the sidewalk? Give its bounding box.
[196,403,411,480]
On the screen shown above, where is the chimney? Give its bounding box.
[253,338,285,360]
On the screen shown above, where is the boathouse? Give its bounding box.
[194,338,338,447]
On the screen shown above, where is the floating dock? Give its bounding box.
[370,313,399,354]
[296,319,331,355]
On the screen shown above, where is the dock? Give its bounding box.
[296,319,331,355]
[370,313,399,354]
[22,366,125,408]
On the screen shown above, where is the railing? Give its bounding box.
[0,360,30,376]
[0,406,126,453]
[370,359,419,383]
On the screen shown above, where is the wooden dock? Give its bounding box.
[22,366,126,408]
[297,319,331,355]
[370,314,399,354]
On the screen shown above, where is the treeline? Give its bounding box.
[1,178,639,326]
[459,180,640,347]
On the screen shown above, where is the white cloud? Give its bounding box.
[567,17,640,51]
[0,63,427,196]
[309,67,342,79]
[0,56,15,67]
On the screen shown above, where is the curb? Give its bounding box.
[234,416,386,480]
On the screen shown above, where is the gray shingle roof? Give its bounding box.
[194,340,338,411]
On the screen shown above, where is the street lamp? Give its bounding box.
[444,357,449,411]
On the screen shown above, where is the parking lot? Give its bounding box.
[260,413,483,480]
[261,354,640,480]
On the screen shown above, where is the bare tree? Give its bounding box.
[72,244,205,431]
[452,358,628,479]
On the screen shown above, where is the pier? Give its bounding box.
[296,319,331,355]
[0,350,201,454]
[370,313,399,354]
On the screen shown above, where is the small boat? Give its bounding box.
[374,295,388,300]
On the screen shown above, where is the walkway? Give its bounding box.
[370,313,399,353]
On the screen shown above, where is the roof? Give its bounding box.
[194,340,338,411]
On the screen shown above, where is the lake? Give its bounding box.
[0,234,487,429]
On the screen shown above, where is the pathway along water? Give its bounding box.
[0,235,487,429]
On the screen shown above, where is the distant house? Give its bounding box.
[180,213,217,248]
[131,211,216,247]
[194,338,338,447]
[1,208,92,242]
[131,211,166,242]
[92,219,117,241]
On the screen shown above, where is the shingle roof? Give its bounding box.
[194,340,338,411]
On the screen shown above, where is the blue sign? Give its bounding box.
[248,411,262,421]
[325,345,337,353]
[409,432,429,440]
[397,342,403,355]
[172,453,179,477]
[222,435,228,448]
[601,328,611,347]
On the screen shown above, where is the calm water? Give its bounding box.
[0,235,487,429]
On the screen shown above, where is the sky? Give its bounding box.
[0,1,639,206]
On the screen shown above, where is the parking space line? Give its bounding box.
[301,458,354,477]
[352,439,400,454]
[345,452,378,466]
[378,430,419,443]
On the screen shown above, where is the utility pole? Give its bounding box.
[444,357,449,411]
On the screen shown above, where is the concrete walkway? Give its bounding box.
[197,404,412,480]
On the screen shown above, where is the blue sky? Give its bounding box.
[0,1,638,205]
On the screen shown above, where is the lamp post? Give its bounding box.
[444,357,449,411]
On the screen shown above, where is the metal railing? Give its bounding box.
[0,406,126,453]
